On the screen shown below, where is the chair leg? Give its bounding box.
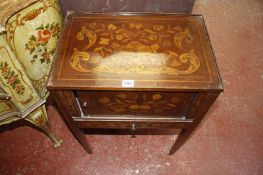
[25,105,62,147]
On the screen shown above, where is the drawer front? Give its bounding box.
[76,91,194,117]
[74,120,192,129]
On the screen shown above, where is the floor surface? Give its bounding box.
[0,0,263,174]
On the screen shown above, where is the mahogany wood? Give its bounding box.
[48,12,223,155]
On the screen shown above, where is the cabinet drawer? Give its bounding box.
[76,91,194,118]
[74,119,192,129]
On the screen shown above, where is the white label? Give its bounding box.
[122,80,134,87]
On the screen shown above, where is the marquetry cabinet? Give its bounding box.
[48,12,223,154]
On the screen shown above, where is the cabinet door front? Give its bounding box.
[76,91,194,118]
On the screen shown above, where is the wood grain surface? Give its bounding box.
[47,13,223,91]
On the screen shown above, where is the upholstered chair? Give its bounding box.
[0,0,62,147]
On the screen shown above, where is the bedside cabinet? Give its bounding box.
[47,12,223,155]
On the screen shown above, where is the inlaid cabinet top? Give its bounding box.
[48,12,223,91]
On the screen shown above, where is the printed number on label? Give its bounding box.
[122,80,134,87]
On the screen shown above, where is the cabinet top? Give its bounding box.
[48,12,223,91]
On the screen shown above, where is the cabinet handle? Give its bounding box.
[131,124,136,138]
[83,102,87,108]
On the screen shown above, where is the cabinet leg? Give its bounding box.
[25,105,62,147]
[169,129,192,155]
[70,127,92,154]
[59,107,92,153]
[169,92,220,155]
[52,91,92,154]
[57,109,92,153]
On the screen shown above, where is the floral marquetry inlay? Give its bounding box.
[98,93,180,114]
[70,21,201,76]
[50,13,223,91]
